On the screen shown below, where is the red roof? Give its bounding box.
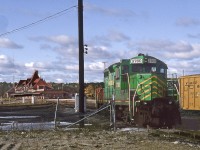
[15,70,53,92]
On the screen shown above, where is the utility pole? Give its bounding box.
[102,62,107,70]
[78,0,84,113]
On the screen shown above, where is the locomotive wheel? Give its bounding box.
[115,106,132,124]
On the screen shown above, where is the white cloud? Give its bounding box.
[5,34,200,83]
[106,31,130,42]
[133,39,192,52]
[24,62,52,73]
[176,17,200,27]
[85,3,136,18]
[126,39,200,60]
[187,33,200,39]
[65,65,79,71]
[48,35,77,46]
[91,31,130,47]
[56,78,64,83]
[164,43,200,59]
[0,38,23,49]
[29,35,78,60]
[88,62,104,70]
[0,55,17,77]
[0,55,8,64]
[0,54,15,68]
[25,62,34,67]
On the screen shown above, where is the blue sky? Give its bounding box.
[0,0,200,83]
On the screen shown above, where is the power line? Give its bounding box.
[0,5,77,37]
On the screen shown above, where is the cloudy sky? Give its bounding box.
[0,0,200,83]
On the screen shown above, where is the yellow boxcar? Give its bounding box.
[179,75,200,110]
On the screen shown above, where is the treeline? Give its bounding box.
[0,82,104,98]
[0,82,14,97]
[50,82,104,98]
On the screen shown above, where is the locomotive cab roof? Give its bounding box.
[104,53,168,73]
[130,53,168,69]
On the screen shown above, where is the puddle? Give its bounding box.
[0,116,40,119]
[0,121,72,131]
[118,127,147,132]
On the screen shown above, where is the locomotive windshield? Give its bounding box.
[130,56,167,77]
[132,64,166,74]
[132,64,157,73]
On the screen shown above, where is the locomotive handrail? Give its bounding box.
[121,73,131,112]
[132,83,140,117]
[174,83,179,96]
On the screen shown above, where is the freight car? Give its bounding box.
[179,75,200,111]
[96,53,181,128]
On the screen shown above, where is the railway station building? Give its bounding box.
[7,70,70,102]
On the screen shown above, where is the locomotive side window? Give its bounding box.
[122,65,129,74]
[146,64,156,73]
[115,68,120,79]
[158,66,167,78]
[160,68,164,73]
[104,71,108,77]
[151,67,156,72]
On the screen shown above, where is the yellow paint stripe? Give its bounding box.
[141,93,151,100]
[139,75,166,86]
[139,77,164,87]
[137,80,165,92]
[138,75,155,84]
[137,82,156,92]
[141,92,163,100]
[140,89,162,97]
[152,92,163,97]
[142,86,159,93]
[139,85,164,97]
[135,75,166,100]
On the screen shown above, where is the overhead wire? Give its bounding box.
[0,4,103,82]
[0,5,77,37]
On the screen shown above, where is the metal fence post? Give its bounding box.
[54,97,59,129]
[112,94,116,131]
[110,94,116,131]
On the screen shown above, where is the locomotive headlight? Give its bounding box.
[169,101,172,104]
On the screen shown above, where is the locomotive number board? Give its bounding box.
[148,58,157,63]
[130,58,157,64]
[130,58,143,64]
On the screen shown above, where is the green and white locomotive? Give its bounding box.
[97,53,181,128]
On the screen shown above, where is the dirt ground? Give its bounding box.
[0,100,200,149]
[0,112,200,150]
[0,126,200,149]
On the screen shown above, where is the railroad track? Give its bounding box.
[149,114,200,142]
[47,99,97,109]
[145,128,200,149]
[0,142,21,150]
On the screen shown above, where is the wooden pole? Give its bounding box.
[78,0,84,113]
